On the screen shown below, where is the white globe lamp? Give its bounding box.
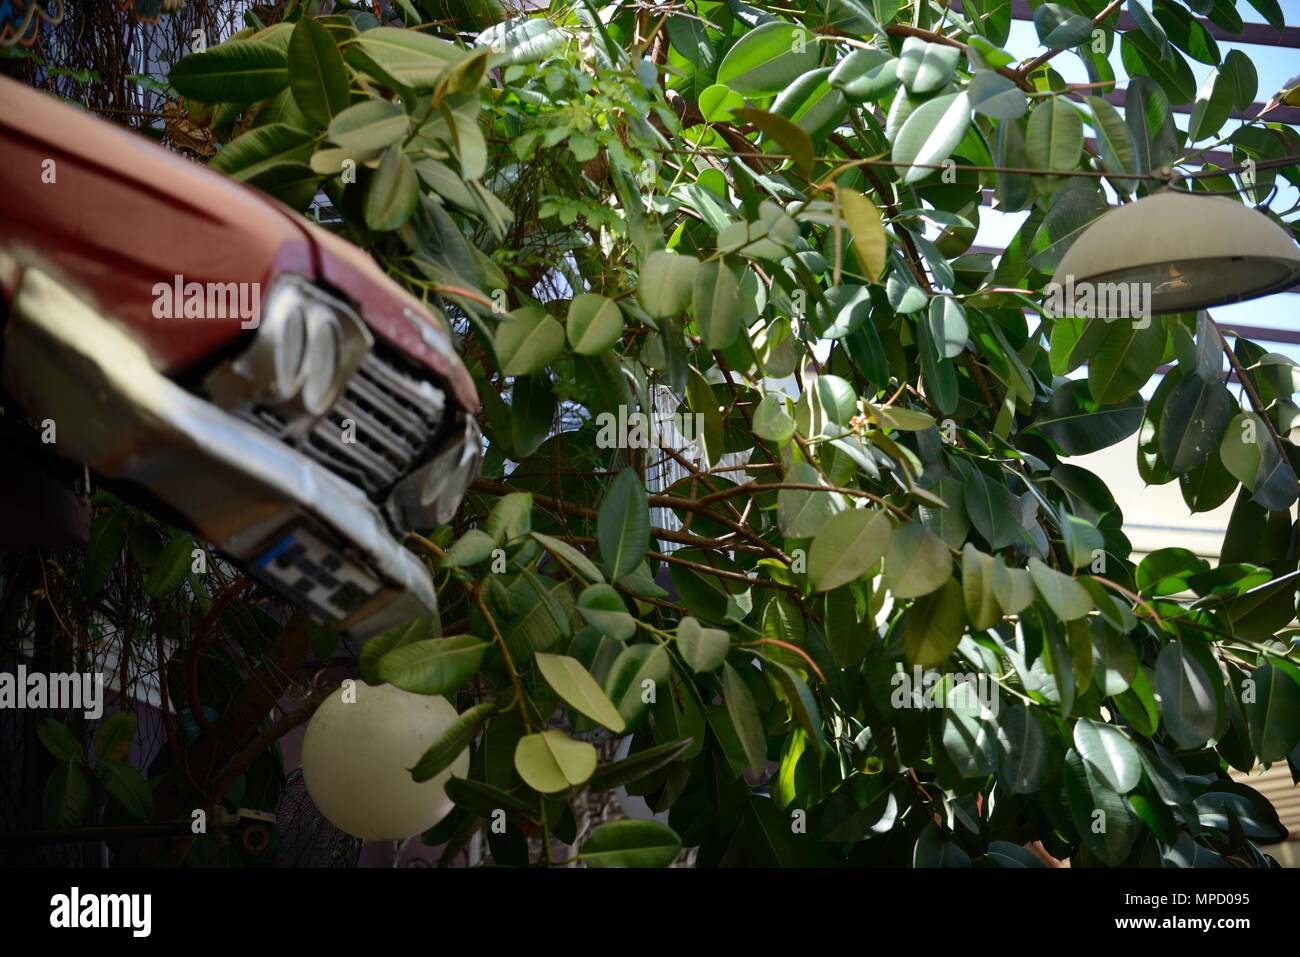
[301,681,469,841]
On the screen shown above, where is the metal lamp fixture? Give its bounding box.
[1050,192,1300,315]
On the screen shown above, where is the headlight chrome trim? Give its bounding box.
[206,274,372,427]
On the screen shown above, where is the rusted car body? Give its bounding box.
[0,76,480,636]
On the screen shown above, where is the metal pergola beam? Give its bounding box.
[984,0,1300,49]
[1098,90,1300,128]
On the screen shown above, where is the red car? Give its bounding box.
[0,76,481,637]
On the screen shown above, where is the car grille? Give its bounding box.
[241,351,447,497]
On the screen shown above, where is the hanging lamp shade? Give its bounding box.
[1049,193,1300,316]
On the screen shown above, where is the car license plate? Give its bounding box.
[255,526,383,623]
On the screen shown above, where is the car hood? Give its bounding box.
[0,76,478,414]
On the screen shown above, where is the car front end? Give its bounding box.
[0,77,480,638]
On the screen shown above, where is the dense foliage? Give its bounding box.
[34,0,1300,867]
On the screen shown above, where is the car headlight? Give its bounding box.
[388,415,483,530]
[298,304,343,416]
[206,275,371,422]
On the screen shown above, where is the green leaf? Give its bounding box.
[914,820,973,867]
[904,577,966,667]
[992,557,1035,615]
[960,463,1022,550]
[1026,98,1083,175]
[926,296,968,358]
[83,508,129,598]
[1128,0,1170,60]
[328,99,408,150]
[488,490,537,544]
[1121,30,1195,105]
[1034,4,1094,49]
[445,776,537,822]
[1219,412,1264,487]
[349,26,466,89]
[716,20,821,95]
[1092,625,1139,695]
[443,529,496,567]
[699,83,746,121]
[962,544,1000,630]
[692,261,742,349]
[778,461,845,538]
[514,730,597,793]
[942,679,998,777]
[838,187,888,282]
[597,469,650,580]
[968,70,1027,120]
[495,306,565,376]
[510,374,555,459]
[208,123,317,181]
[144,533,194,598]
[895,37,960,94]
[996,704,1049,793]
[753,393,796,443]
[566,293,624,355]
[886,522,952,599]
[1251,441,1299,512]
[1064,748,1138,865]
[577,583,636,641]
[807,507,891,592]
[377,635,489,695]
[588,738,694,791]
[94,713,136,762]
[1246,662,1300,763]
[1028,557,1093,621]
[169,39,289,102]
[410,701,496,782]
[605,642,671,729]
[828,48,899,102]
[98,757,153,822]
[1125,76,1177,176]
[1087,319,1165,403]
[288,17,351,127]
[1222,49,1257,111]
[1073,718,1141,793]
[43,761,91,829]
[364,145,419,231]
[1155,639,1220,749]
[359,617,436,684]
[731,106,814,178]
[767,659,825,755]
[1087,96,1137,193]
[38,720,83,763]
[1034,379,1144,455]
[1158,374,1233,474]
[891,91,972,185]
[579,819,682,867]
[536,653,627,732]
[675,616,731,673]
[531,532,605,583]
[721,661,767,776]
[638,250,700,318]
[1188,66,1234,142]
[478,17,564,65]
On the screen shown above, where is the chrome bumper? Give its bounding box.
[2,268,438,638]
